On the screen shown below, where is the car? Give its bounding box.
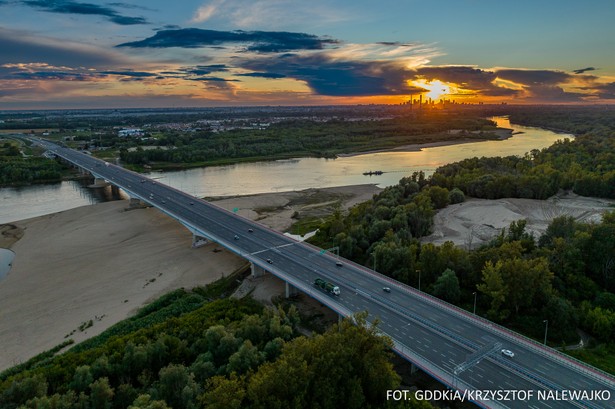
[383,287,391,293]
[248,228,254,233]
[501,349,514,358]
[335,260,343,267]
[189,202,194,205]
[266,259,273,264]
[234,235,239,240]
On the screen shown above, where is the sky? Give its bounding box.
[1,0,614,109]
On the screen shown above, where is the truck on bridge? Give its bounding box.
[314,278,340,296]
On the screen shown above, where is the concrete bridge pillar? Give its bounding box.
[129,197,142,207]
[251,263,266,278]
[111,185,120,196]
[127,197,148,210]
[192,234,209,248]
[285,282,298,298]
[88,178,109,188]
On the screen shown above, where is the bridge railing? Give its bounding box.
[306,246,615,389]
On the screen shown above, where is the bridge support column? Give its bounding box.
[251,263,266,278]
[88,177,109,188]
[111,185,120,195]
[410,363,419,375]
[192,234,209,248]
[285,282,298,298]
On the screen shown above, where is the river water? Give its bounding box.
[0,117,571,224]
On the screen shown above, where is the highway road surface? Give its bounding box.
[30,138,615,409]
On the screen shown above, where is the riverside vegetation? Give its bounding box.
[0,272,431,409]
[0,140,65,186]
[1,109,498,185]
[310,107,615,373]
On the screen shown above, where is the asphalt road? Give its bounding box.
[32,138,615,409]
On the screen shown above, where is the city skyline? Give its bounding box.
[1,0,614,109]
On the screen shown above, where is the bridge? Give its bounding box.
[32,138,615,409]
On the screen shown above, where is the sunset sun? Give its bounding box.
[412,79,451,100]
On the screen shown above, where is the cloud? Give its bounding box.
[494,69,572,85]
[156,24,182,31]
[20,0,148,25]
[239,53,424,96]
[189,0,351,30]
[192,0,224,23]
[236,72,287,79]
[8,71,96,81]
[591,82,615,99]
[178,65,229,75]
[116,28,339,53]
[0,27,130,68]
[573,67,597,75]
[412,66,516,97]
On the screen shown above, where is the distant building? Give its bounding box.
[118,128,144,137]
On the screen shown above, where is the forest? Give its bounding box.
[310,107,615,373]
[118,113,496,169]
[428,108,615,200]
[0,141,64,186]
[0,273,429,409]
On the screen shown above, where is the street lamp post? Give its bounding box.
[543,320,549,345]
[416,269,421,292]
[473,292,477,315]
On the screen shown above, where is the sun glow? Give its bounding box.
[412,79,451,100]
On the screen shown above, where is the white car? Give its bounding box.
[501,349,515,358]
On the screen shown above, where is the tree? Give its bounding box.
[0,375,48,408]
[157,364,199,409]
[246,314,399,409]
[425,186,450,209]
[89,377,114,409]
[448,188,465,204]
[129,394,171,409]
[477,261,507,319]
[433,269,461,303]
[226,340,264,375]
[70,365,93,393]
[200,374,246,409]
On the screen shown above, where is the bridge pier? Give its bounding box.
[111,185,120,196]
[128,197,144,207]
[251,263,266,278]
[285,282,298,298]
[192,233,209,248]
[88,177,109,188]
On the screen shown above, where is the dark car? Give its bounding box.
[266,259,273,264]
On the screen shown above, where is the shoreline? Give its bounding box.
[337,128,513,157]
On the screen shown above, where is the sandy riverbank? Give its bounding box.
[0,184,381,371]
[423,191,615,248]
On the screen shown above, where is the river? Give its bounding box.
[0,117,572,224]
